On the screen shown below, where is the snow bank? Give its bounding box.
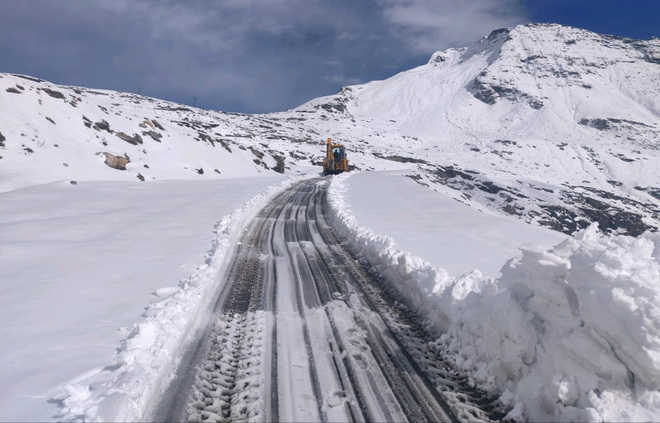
[48,178,294,421]
[328,173,660,421]
[442,226,660,422]
[337,171,564,278]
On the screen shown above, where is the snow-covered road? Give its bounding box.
[0,177,283,420]
[157,178,505,422]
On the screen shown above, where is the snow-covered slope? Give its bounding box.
[1,23,658,236]
[300,23,660,236]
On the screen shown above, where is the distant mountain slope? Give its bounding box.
[300,23,659,235]
[1,23,657,235]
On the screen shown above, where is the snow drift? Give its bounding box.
[441,226,660,422]
[328,173,660,421]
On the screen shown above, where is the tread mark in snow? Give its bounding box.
[161,179,508,423]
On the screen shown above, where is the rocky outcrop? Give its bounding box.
[40,88,65,99]
[101,152,130,170]
[116,132,143,145]
[142,130,162,142]
[93,119,112,133]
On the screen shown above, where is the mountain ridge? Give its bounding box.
[0,23,658,236]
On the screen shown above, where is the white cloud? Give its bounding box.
[379,0,527,52]
[0,0,528,112]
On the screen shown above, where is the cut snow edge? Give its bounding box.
[327,172,660,422]
[50,177,299,422]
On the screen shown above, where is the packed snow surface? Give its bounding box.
[0,176,283,420]
[329,172,660,421]
[338,171,565,278]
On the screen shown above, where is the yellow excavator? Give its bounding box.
[322,138,349,175]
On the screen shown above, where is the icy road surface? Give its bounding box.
[156,178,506,423]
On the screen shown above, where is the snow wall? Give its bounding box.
[327,173,660,422]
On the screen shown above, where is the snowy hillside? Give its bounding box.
[1,23,658,236]
[300,23,660,236]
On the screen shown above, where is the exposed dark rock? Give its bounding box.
[41,88,65,99]
[214,168,221,174]
[156,105,193,112]
[405,173,429,187]
[272,154,286,173]
[136,173,145,181]
[70,180,78,185]
[469,78,543,109]
[196,131,214,145]
[23,147,34,154]
[5,87,21,94]
[579,118,610,130]
[319,102,347,113]
[538,205,584,234]
[142,130,162,142]
[502,204,524,216]
[82,116,92,128]
[101,152,130,170]
[432,165,475,181]
[45,116,55,124]
[216,138,232,153]
[93,119,112,133]
[579,117,653,131]
[613,153,634,162]
[476,181,504,194]
[373,152,428,164]
[13,74,42,82]
[196,168,204,175]
[634,186,660,200]
[521,54,545,63]
[249,147,264,159]
[580,207,651,236]
[289,151,307,160]
[151,119,164,130]
[116,132,143,145]
[0,131,5,147]
[607,117,653,127]
[487,28,510,41]
[494,139,517,146]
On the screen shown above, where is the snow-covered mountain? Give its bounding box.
[1,23,658,235]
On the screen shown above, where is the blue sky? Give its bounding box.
[0,1,657,113]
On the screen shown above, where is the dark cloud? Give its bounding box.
[0,0,526,113]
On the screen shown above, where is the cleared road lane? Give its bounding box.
[156,178,507,422]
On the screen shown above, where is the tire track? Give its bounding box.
[314,185,509,422]
[160,178,508,423]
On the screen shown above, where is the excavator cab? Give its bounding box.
[322,138,349,175]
